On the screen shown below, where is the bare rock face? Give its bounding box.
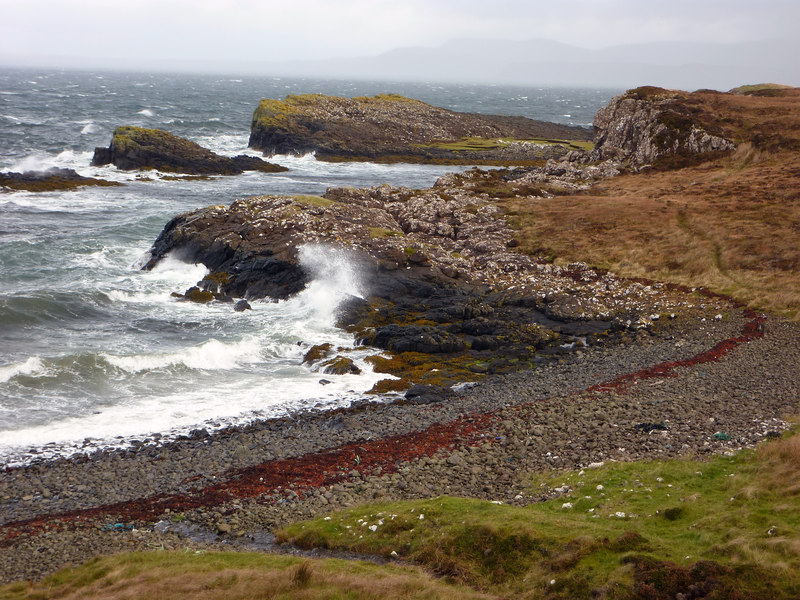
[248,93,592,165]
[92,126,288,175]
[590,87,735,167]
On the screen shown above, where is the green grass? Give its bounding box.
[278,430,800,599]
[368,227,402,239]
[7,433,800,599]
[1,552,493,600]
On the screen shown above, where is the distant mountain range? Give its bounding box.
[5,38,799,91]
[259,38,800,91]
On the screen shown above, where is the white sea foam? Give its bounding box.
[194,133,250,156]
[105,253,208,304]
[144,253,209,286]
[0,362,387,464]
[9,149,95,173]
[103,337,263,372]
[0,357,46,384]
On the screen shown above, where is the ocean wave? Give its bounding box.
[0,357,46,384]
[192,133,251,156]
[103,337,263,373]
[0,290,113,327]
[9,150,95,173]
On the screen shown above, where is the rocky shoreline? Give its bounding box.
[3,85,797,585]
[2,303,798,582]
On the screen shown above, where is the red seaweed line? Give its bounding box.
[586,309,765,396]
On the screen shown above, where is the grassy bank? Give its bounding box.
[8,430,798,599]
[0,552,492,600]
[278,428,800,599]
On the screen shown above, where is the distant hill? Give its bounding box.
[258,38,800,91]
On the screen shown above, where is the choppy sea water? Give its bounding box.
[0,68,619,465]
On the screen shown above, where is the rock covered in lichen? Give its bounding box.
[589,87,735,168]
[92,126,288,175]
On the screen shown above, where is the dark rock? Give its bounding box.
[233,299,252,312]
[404,384,453,404]
[92,126,289,175]
[322,356,362,375]
[372,325,468,354]
[634,422,668,433]
[188,428,210,440]
[0,168,121,192]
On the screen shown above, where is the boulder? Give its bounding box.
[92,126,288,175]
[589,87,735,168]
[404,383,453,404]
[322,356,362,375]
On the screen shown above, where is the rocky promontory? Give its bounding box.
[92,126,288,174]
[248,93,593,164]
[142,180,727,390]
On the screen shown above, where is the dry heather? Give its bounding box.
[502,88,800,319]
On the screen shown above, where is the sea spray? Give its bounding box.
[295,243,366,324]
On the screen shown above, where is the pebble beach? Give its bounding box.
[2,306,797,583]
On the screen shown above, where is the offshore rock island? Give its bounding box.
[92,126,288,175]
[249,93,593,165]
[3,85,800,599]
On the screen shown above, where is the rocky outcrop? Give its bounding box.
[142,180,717,387]
[92,126,288,175]
[248,93,592,165]
[0,168,121,192]
[589,87,735,167]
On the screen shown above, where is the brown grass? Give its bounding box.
[757,432,800,495]
[5,552,495,600]
[500,139,800,318]
[496,87,800,318]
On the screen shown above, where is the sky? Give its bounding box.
[1,0,798,73]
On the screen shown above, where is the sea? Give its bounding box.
[0,67,618,466]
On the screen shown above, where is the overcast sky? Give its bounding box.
[1,0,797,69]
